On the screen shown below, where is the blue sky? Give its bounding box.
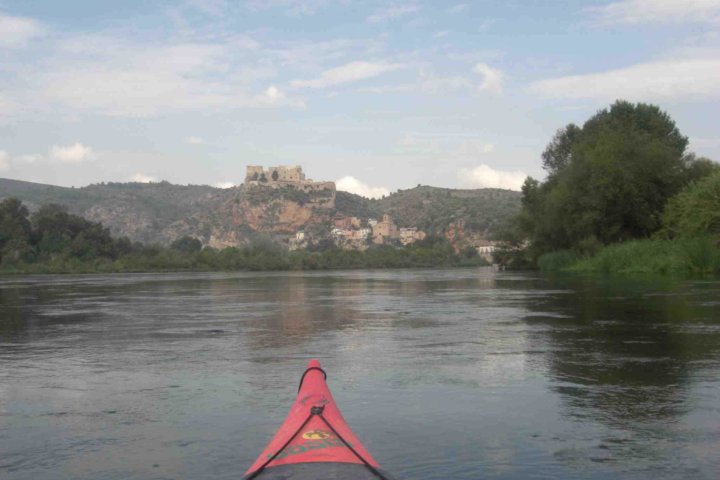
[1,0,719,197]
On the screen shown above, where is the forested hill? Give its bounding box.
[0,178,226,245]
[337,186,521,234]
[0,177,521,246]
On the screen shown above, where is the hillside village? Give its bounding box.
[245,165,496,260]
[244,165,427,249]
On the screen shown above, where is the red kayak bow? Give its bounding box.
[244,360,392,479]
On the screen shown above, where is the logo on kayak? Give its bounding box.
[267,433,353,460]
[302,429,330,440]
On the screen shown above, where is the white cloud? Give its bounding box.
[0,150,9,171]
[587,0,720,26]
[264,85,282,101]
[417,70,473,93]
[246,0,338,16]
[131,173,156,183]
[214,181,236,188]
[446,4,468,14]
[399,133,439,151]
[0,93,17,122]
[14,153,44,164]
[356,84,414,94]
[49,143,95,163]
[258,85,304,107]
[186,0,230,16]
[14,37,299,118]
[4,27,378,121]
[0,13,44,48]
[447,49,503,63]
[478,18,496,32]
[474,62,503,94]
[357,68,475,95]
[459,165,527,190]
[529,58,720,102]
[336,176,390,199]
[398,133,496,158]
[186,136,205,144]
[291,61,403,88]
[460,142,495,154]
[433,30,449,38]
[367,4,420,23]
[266,37,383,68]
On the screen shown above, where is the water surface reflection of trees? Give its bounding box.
[515,275,720,427]
[516,277,720,427]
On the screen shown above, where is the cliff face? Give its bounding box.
[0,177,520,247]
[205,185,335,248]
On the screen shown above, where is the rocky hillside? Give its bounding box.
[337,186,521,236]
[1,178,521,247]
[0,179,224,245]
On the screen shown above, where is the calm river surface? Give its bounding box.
[1,269,719,479]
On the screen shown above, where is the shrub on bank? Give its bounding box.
[661,171,720,239]
[537,250,579,272]
[568,237,720,274]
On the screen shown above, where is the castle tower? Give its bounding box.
[245,165,309,184]
[246,166,264,183]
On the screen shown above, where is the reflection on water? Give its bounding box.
[1,270,719,479]
[502,275,720,477]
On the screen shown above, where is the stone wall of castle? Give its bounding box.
[245,165,307,184]
[244,165,336,195]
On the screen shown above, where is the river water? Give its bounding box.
[1,269,719,479]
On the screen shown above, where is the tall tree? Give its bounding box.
[31,203,117,260]
[515,100,714,259]
[541,124,581,176]
[0,198,33,263]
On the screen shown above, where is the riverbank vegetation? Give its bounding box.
[0,198,488,274]
[537,237,720,275]
[495,100,720,275]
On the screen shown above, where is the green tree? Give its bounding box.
[541,124,581,176]
[32,204,117,260]
[170,235,202,253]
[0,198,33,263]
[510,100,710,263]
[33,204,77,255]
[661,170,720,239]
[683,153,720,184]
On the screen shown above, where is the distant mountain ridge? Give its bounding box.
[0,177,521,248]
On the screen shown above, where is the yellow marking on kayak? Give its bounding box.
[302,430,330,440]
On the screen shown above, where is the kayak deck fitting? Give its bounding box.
[243,360,393,479]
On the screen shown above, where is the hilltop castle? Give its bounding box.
[244,165,335,192]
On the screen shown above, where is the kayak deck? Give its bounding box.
[243,360,392,479]
[245,462,391,479]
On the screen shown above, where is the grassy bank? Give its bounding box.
[538,237,720,275]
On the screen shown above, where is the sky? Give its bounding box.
[0,0,719,197]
